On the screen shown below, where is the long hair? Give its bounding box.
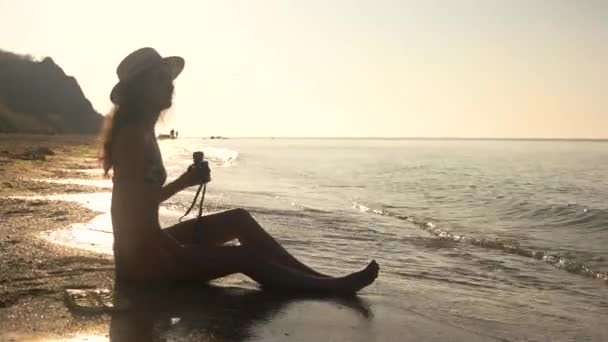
[98,69,169,176]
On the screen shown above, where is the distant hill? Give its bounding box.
[0,50,102,134]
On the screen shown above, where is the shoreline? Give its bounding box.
[3,134,605,341]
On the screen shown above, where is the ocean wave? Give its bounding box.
[353,202,608,284]
[393,271,500,290]
[496,201,608,230]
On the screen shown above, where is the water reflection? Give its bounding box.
[107,283,372,342]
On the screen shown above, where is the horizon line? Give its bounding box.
[181,136,608,142]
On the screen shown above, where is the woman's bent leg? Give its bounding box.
[164,209,331,278]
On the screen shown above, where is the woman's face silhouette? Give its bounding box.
[141,65,174,111]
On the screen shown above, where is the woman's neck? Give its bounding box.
[134,107,160,131]
[117,102,162,131]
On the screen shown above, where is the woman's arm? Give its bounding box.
[158,164,212,203]
[159,177,187,203]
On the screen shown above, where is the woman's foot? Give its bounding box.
[336,260,379,294]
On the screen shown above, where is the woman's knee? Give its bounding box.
[225,208,255,227]
[228,207,251,220]
[215,208,258,240]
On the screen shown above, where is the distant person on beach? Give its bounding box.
[99,48,379,293]
[170,129,175,139]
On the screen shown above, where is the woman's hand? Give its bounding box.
[177,163,211,188]
[159,162,211,203]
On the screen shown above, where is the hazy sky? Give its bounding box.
[0,0,606,138]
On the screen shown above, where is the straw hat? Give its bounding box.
[110,47,185,104]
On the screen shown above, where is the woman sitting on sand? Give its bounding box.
[100,48,379,293]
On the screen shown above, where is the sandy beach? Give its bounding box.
[0,135,114,340]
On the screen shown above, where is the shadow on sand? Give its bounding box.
[72,282,373,341]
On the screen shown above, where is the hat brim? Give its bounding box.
[110,56,185,104]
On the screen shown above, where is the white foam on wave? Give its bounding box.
[357,201,608,283]
[201,147,239,167]
[353,201,371,213]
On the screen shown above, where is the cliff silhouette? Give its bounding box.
[0,50,102,134]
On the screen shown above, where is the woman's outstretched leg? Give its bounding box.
[165,208,332,278]
[180,245,379,294]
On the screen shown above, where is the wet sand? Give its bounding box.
[0,134,502,341]
[0,135,114,340]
